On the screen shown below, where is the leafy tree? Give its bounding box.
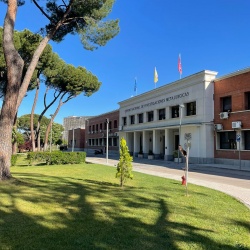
[0,0,119,180]
[17,114,63,148]
[116,137,133,187]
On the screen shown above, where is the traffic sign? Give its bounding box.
[236,134,241,142]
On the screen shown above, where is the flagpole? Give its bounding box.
[178,54,182,79]
[135,77,137,96]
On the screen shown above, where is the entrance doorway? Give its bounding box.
[174,134,179,150]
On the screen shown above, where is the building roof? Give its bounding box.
[214,67,250,82]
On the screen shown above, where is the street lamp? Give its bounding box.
[178,104,184,163]
[50,114,53,152]
[86,119,89,154]
[72,128,75,152]
[106,118,109,164]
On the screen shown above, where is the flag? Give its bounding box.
[154,67,158,83]
[134,77,137,92]
[178,54,182,75]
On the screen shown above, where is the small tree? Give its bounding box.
[116,137,133,187]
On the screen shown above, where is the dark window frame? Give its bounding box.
[221,96,232,112]
[130,115,135,125]
[122,117,127,126]
[219,131,236,149]
[138,113,143,123]
[147,111,154,122]
[171,106,179,118]
[158,108,166,120]
[245,92,250,110]
[187,101,196,116]
[244,131,250,150]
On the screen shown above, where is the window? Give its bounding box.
[113,138,118,147]
[171,106,179,118]
[122,117,127,126]
[245,92,250,110]
[100,123,103,130]
[138,113,143,123]
[96,124,98,131]
[88,125,91,132]
[158,108,165,120]
[114,120,118,128]
[109,121,112,129]
[244,131,250,150]
[130,115,135,125]
[221,96,231,112]
[187,102,196,116]
[147,111,154,122]
[220,131,236,149]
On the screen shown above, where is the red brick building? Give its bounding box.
[68,128,85,151]
[214,68,250,170]
[85,110,119,155]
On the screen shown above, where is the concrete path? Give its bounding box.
[86,155,250,209]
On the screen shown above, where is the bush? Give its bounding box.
[11,154,18,166]
[27,151,86,165]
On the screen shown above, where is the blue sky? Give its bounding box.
[1,0,250,124]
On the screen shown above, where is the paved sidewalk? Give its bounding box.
[86,156,250,209]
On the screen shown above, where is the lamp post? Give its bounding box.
[86,119,89,154]
[178,104,184,163]
[50,114,53,152]
[72,128,75,152]
[106,118,109,164]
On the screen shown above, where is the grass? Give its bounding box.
[0,156,249,250]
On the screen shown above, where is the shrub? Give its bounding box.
[116,137,133,187]
[11,154,18,166]
[27,151,86,165]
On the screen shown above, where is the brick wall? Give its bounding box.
[214,70,250,160]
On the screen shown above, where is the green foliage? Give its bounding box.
[173,150,179,158]
[0,28,53,96]
[44,0,120,48]
[11,155,18,166]
[27,151,86,165]
[18,114,63,144]
[116,137,133,187]
[148,150,154,155]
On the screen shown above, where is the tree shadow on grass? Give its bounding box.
[0,171,248,249]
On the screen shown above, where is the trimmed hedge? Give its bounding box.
[11,154,18,166]
[27,151,86,165]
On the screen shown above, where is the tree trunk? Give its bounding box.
[12,113,18,155]
[44,94,66,150]
[0,0,24,180]
[0,0,70,179]
[31,79,40,151]
[35,88,62,151]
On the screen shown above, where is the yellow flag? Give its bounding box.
[154,67,158,83]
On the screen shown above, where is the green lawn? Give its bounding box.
[0,161,249,250]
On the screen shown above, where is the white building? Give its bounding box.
[118,70,218,163]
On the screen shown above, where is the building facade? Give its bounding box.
[118,70,218,163]
[85,110,119,154]
[214,68,250,170]
[68,128,86,151]
[63,116,91,142]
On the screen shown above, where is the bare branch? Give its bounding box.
[32,0,52,22]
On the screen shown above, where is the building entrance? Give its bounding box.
[174,134,179,150]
